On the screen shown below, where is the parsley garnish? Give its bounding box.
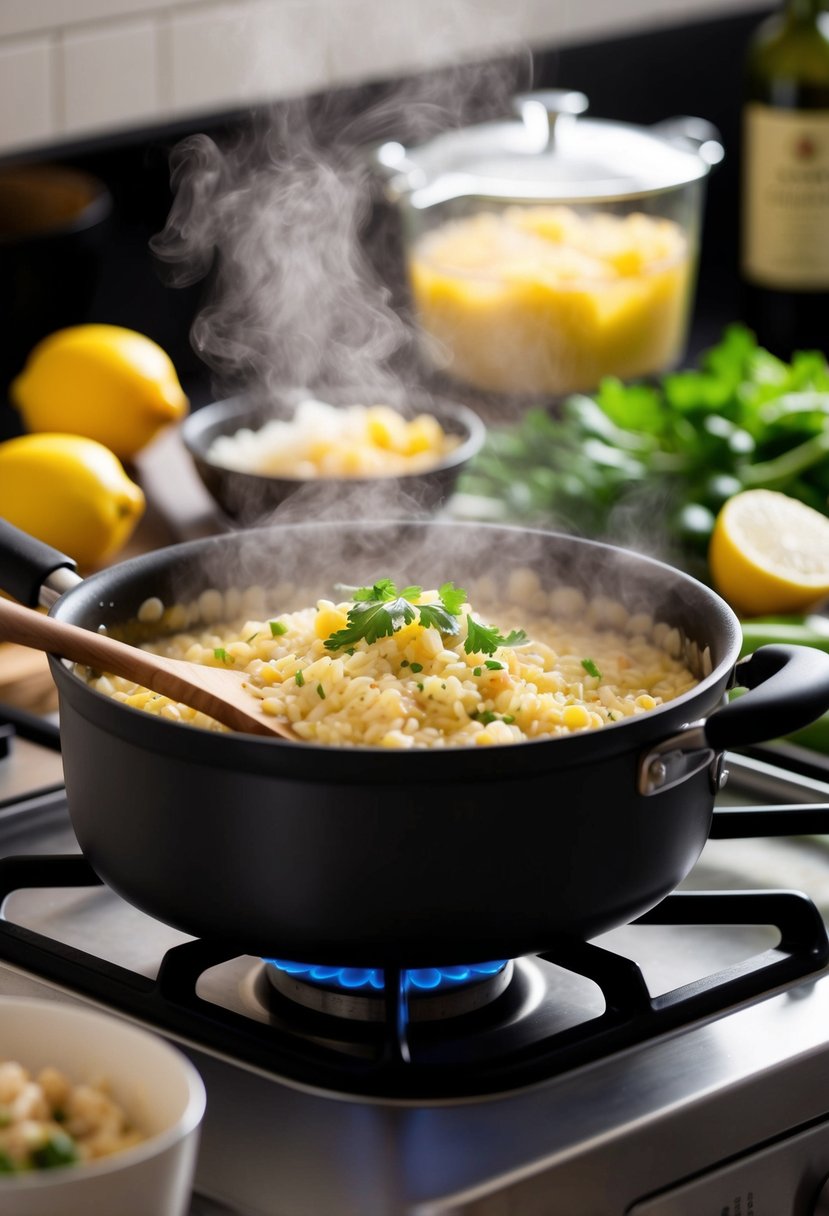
[245,632,259,644]
[269,620,287,636]
[416,682,424,691]
[581,658,602,679]
[324,580,467,651]
[471,709,516,726]
[464,616,528,656]
[213,647,231,663]
[485,659,504,670]
[294,670,305,686]
[473,666,482,676]
[316,684,326,699]
[409,662,423,674]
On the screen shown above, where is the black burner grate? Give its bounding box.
[0,853,827,1099]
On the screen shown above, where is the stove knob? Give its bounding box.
[813,1174,829,1214]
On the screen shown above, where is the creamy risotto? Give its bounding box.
[0,1059,143,1174]
[82,569,705,749]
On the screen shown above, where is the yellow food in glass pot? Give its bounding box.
[408,206,692,396]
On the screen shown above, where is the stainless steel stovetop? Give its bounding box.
[3,722,829,1215]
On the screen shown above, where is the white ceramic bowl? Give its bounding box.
[0,996,206,1216]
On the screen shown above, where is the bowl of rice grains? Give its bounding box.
[0,996,205,1216]
[179,389,485,525]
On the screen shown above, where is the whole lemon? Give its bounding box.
[11,324,189,461]
[0,433,145,569]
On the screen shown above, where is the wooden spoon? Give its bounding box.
[0,597,298,741]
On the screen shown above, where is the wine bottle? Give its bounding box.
[742,0,829,356]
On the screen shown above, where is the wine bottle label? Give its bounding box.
[743,102,829,289]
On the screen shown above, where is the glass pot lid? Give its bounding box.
[373,90,724,209]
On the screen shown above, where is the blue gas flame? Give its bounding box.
[263,959,507,992]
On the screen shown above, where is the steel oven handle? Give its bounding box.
[640,645,829,796]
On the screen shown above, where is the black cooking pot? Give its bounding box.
[2,517,829,967]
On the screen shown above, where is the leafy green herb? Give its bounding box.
[324,579,467,650]
[400,659,410,668]
[464,616,528,656]
[416,682,424,691]
[316,683,326,699]
[409,662,423,673]
[294,669,305,686]
[437,581,466,614]
[32,1132,79,1170]
[269,620,287,636]
[461,324,829,575]
[245,632,259,644]
[471,708,516,726]
[473,666,482,676]
[485,659,504,670]
[345,647,356,656]
[581,658,602,679]
[213,647,231,663]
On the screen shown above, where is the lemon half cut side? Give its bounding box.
[708,488,829,616]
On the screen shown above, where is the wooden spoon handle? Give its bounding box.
[0,596,181,694]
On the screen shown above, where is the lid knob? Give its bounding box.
[512,90,589,152]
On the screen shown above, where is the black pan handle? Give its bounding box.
[640,645,829,796]
[705,645,829,751]
[0,518,78,608]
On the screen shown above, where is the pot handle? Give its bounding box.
[710,645,829,750]
[639,645,829,796]
[0,518,79,608]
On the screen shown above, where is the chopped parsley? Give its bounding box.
[245,632,259,644]
[416,682,424,691]
[400,659,410,668]
[294,669,305,686]
[485,659,504,670]
[316,684,326,699]
[581,658,602,679]
[213,647,231,663]
[409,662,423,673]
[464,616,528,656]
[324,580,467,651]
[471,709,516,726]
[269,620,288,637]
[473,666,482,677]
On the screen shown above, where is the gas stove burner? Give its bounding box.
[262,958,513,1022]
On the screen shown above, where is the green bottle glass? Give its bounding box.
[742,0,829,356]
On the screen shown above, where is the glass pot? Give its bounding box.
[370,92,723,398]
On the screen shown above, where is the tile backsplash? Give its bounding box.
[0,0,762,157]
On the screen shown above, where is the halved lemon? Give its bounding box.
[708,489,829,616]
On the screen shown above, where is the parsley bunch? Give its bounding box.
[324,580,466,651]
[323,577,530,658]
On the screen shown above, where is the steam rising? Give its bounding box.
[151,59,530,405]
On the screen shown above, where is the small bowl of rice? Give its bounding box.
[0,997,205,1216]
[180,389,485,525]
